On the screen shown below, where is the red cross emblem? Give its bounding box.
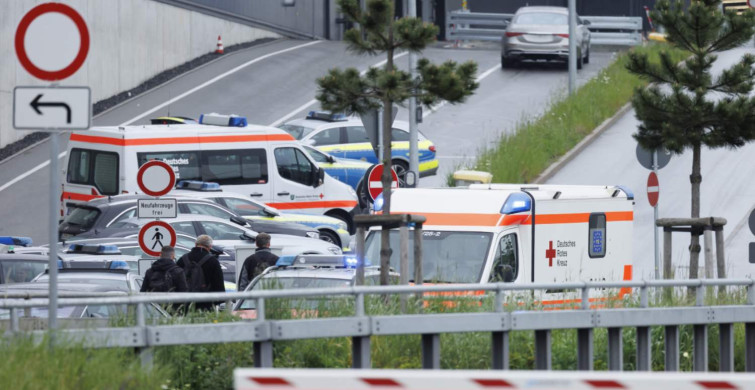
[545,241,556,267]
[319,193,324,199]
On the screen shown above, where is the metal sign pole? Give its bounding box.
[568,0,577,95]
[653,149,660,280]
[48,132,60,344]
[408,0,420,187]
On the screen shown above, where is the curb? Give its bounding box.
[533,102,633,184]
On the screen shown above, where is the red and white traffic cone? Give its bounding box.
[215,35,224,54]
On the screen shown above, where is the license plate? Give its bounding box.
[525,34,552,43]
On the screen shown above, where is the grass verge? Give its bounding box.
[473,44,686,183]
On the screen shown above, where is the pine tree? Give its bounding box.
[317,0,478,284]
[626,0,755,279]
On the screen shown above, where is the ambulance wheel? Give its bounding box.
[356,180,371,210]
[392,160,409,187]
[318,230,341,248]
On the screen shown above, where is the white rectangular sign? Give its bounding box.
[137,199,178,218]
[13,86,91,130]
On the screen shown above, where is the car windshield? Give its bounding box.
[35,275,130,291]
[278,124,315,140]
[1,260,47,284]
[63,207,101,228]
[365,230,492,283]
[514,12,568,25]
[303,146,330,163]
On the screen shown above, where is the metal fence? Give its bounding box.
[2,279,755,372]
[447,10,643,46]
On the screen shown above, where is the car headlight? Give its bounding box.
[306,231,320,239]
[328,246,342,255]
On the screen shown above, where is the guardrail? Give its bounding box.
[447,10,644,46]
[2,279,755,372]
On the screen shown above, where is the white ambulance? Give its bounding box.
[62,114,360,231]
[365,184,634,302]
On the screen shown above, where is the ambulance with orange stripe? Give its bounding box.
[62,114,360,232]
[365,184,633,294]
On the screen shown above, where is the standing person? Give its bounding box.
[140,246,188,293]
[238,232,279,291]
[177,235,225,310]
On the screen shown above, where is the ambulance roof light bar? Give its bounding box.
[500,192,532,215]
[614,185,634,200]
[175,180,222,192]
[0,237,33,247]
[198,113,248,127]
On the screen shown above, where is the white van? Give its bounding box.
[62,114,360,231]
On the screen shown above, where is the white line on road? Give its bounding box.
[422,63,500,119]
[0,40,323,194]
[269,52,409,127]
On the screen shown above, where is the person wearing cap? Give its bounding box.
[238,232,278,291]
[177,234,225,310]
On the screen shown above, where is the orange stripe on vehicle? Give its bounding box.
[267,200,358,210]
[62,191,102,202]
[69,133,294,146]
[398,211,631,227]
[618,264,633,297]
[536,211,633,224]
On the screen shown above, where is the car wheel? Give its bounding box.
[318,229,341,248]
[391,160,409,187]
[584,47,590,64]
[501,56,516,69]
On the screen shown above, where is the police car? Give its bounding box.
[172,181,352,250]
[232,254,398,317]
[279,111,439,185]
[302,145,373,190]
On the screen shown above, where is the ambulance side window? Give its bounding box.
[138,152,200,181]
[588,213,607,258]
[489,233,518,283]
[68,149,90,184]
[67,148,119,195]
[311,128,341,146]
[202,149,268,185]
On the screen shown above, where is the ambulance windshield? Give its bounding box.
[364,230,492,283]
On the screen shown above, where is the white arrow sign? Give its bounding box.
[13,86,90,130]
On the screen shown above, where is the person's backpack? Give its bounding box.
[147,266,178,292]
[184,253,213,292]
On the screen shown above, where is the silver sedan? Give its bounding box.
[501,6,591,69]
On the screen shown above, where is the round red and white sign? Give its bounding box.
[139,221,177,258]
[137,161,176,197]
[750,0,755,9]
[367,164,399,202]
[15,3,90,81]
[647,172,659,207]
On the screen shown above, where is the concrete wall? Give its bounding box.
[0,0,280,148]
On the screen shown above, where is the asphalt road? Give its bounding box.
[546,47,755,280]
[0,38,617,244]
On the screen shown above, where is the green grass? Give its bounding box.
[473,44,687,183]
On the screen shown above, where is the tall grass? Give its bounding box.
[474,44,686,183]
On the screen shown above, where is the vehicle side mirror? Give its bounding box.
[313,167,324,187]
[496,264,515,283]
[242,231,256,241]
[230,216,247,226]
[305,139,316,146]
[263,206,280,217]
[582,19,591,26]
[327,155,336,163]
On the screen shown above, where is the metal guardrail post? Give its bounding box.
[636,282,651,371]
[607,328,623,371]
[534,330,551,370]
[748,279,755,372]
[355,226,366,286]
[577,286,593,370]
[665,325,679,371]
[693,324,708,372]
[253,298,273,368]
[136,303,153,369]
[413,223,423,288]
[9,308,19,334]
[399,225,409,313]
[492,286,509,370]
[352,293,371,369]
[421,333,440,369]
[719,323,734,372]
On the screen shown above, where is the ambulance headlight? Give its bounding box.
[501,193,531,214]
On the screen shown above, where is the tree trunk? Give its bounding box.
[380,12,396,286]
[688,143,702,280]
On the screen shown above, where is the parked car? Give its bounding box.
[501,6,591,69]
[0,254,49,284]
[33,268,143,292]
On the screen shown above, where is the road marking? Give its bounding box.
[269,52,409,127]
[0,40,323,194]
[121,40,322,126]
[423,63,500,119]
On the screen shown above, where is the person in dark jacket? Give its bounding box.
[176,234,225,310]
[140,246,188,293]
[238,232,279,291]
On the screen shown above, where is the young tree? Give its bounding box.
[317,0,478,284]
[626,0,755,279]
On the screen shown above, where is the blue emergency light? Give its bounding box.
[176,180,222,191]
[0,236,33,247]
[306,111,347,122]
[109,260,131,270]
[275,255,370,268]
[372,193,385,213]
[66,244,122,255]
[198,113,248,127]
[500,192,532,215]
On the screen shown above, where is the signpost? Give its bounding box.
[138,220,177,258]
[636,145,672,280]
[136,160,177,257]
[13,3,91,340]
[366,164,399,202]
[749,209,755,263]
[137,160,176,197]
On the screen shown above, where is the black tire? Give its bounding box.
[584,47,590,64]
[391,160,409,187]
[356,180,371,210]
[318,229,341,248]
[501,56,515,69]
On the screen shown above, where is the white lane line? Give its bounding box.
[422,63,500,119]
[121,40,322,126]
[0,40,323,194]
[269,51,409,127]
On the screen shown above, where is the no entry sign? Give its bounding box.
[647,172,659,207]
[367,164,399,202]
[139,220,177,258]
[137,161,176,197]
[15,3,90,81]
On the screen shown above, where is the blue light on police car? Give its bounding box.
[373,193,384,213]
[275,256,297,267]
[344,257,358,267]
[0,236,33,247]
[176,180,221,192]
[306,111,347,122]
[109,260,130,270]
[199,113,247,127]
[500,192,532,214]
